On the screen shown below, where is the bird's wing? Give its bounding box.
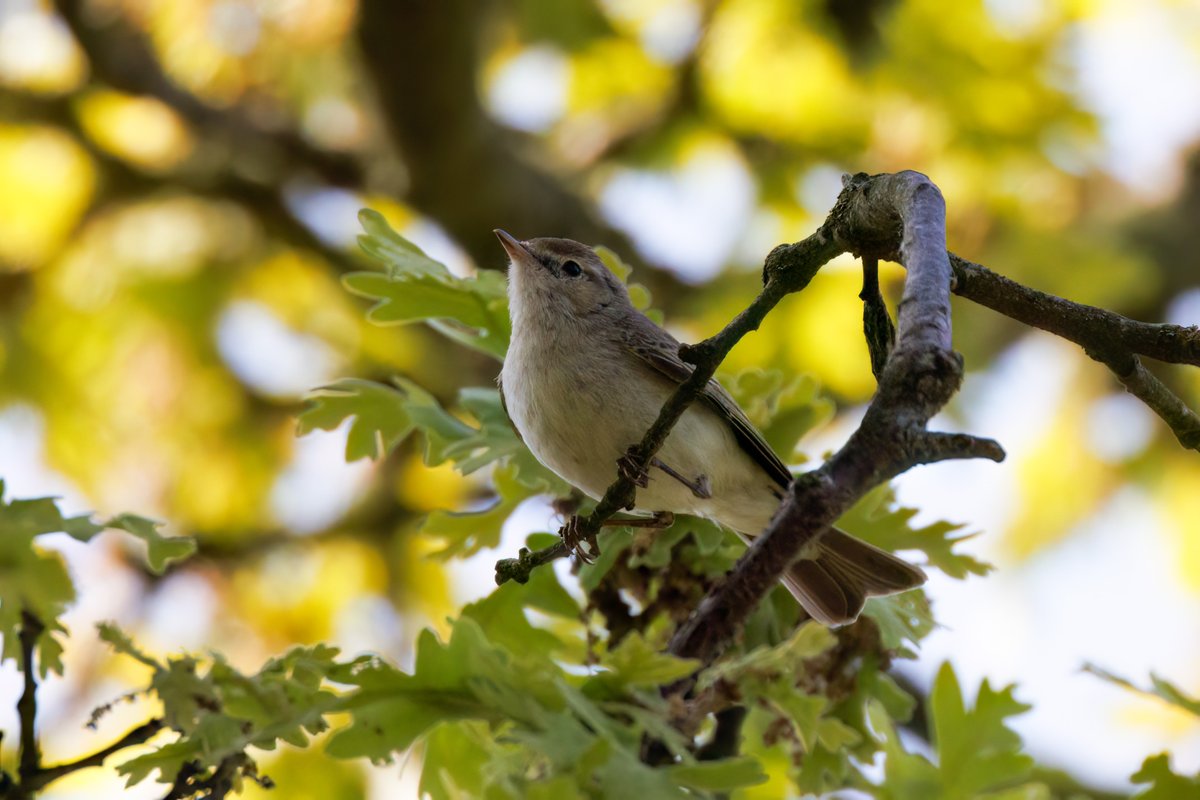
[620,317,793,490]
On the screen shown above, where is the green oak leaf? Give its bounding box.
[105,513,196,574]
[351,209,510,359]
[1131,753,1200,799]
[668,756,769,792]
[838,483,991,580]
[297,377,473,463]
[1,485,193,674]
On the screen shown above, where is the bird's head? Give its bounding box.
[494,230,631,327]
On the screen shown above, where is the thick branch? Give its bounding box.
[668,171,1002,670]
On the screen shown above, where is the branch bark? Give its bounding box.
[16,612,43,784]
[667,171,1003,670]
[14,720,165,796]
[950,254,1200,450]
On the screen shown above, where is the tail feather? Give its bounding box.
[781,528,926,626]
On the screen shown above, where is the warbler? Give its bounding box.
[495,230,925,625]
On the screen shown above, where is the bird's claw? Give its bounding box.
[560,516,599,564]
[617,451,650,488]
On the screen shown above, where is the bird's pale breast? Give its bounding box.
[501,330,782,534]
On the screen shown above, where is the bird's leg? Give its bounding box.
[650,458,713,499]
[559,516,599,564]
[602,511,675,529]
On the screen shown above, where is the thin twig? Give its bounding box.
[860,255,895,380]
[18,720,165,795]
[949,253,1200,366]
[949,253,1200,450]
[1101,354,1200,450]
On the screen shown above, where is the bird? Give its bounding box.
[494,230,925,625]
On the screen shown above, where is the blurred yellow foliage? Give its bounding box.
[232,538,388,647]
[1160,455,1200,591]
[703,0,870,149]
[0,125,95,268]
[77,89,194,170]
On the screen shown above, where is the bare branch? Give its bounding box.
[949,253,1200,449]
[1100,354,1200,451]
[667,171,997,670]
[860,256,894,380]
[18,720,164,795]
[16,611,43,783]
[949,253,1200,366]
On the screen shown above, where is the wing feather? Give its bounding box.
[620,319,793,489]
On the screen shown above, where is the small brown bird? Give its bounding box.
[495,231,925,625]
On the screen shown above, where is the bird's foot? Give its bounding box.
[617,449,650,488]
[651,458,713,499]
[559,516,599,564]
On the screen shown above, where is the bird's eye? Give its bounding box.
[562,259,582,277]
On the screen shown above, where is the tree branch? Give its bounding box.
[1101,354,1200,450]
[860,256,895,381]
[16,719,164,795]
[666,172,1003,672]
[949,253,1200,366]
[16,612,43,783]
[949,253,1200,451]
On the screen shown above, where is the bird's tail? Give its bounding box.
[780,528,926,626]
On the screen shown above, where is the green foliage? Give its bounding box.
[870,663,1047,800]
[1131,754,1200,799]
[840,483,993,580]
[100,622,342,788]
[327,585,766,799]
[0,481,194,675]
[349,210,510,359]
[722,369,834,461]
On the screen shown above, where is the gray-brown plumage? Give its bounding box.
[495,230,925,625]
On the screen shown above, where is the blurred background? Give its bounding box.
[0,0,1198,797]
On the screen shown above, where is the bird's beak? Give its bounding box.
[494,229,531,263]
